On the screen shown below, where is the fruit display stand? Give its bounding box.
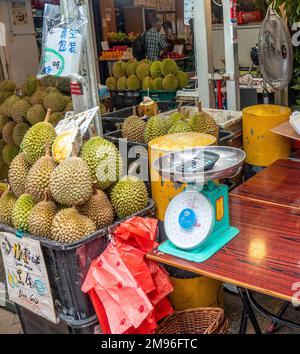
[140,90,178,103]
[0,200,155,333]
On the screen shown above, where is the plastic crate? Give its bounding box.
[140,90,177,102]
[16,305,100,334]
[111,90,141,110]
[0,199,155,326]
[101,101,181,134]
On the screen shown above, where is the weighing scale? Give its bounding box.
[153,146,246,263]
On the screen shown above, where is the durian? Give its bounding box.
[160,58,178,76]
[127,75,141,91]
[28,191,57,238]
[12,194,36,231]
[2,95,20,118]
[43,92,66,112]
[112,61,126,79]
[168,120,193,134]
[0,91,12,105]
[122,109,146,143]
[25,143,57,202]
[2,144,19,165]
[162,74,178,91]
[26,104,46,126]
[150,61,162,79]
[0,115,10,134]
[176,71,189,89]
[51,207,96,243]
[81,137,123,191]
[22,76,38,96]
[10,99,31,123]
[152,77,163,90]
[136,63,151,81]
[49,153,93,206]
[167,111,185,127]
[110,176,148,218]
[0,189,17,226]
[143,115,169,144]
[2,121,16,145]
[117,76,127,90]
[188,103,219,138]
[12,122,30,147]
[8,153,31,197]
[21,110,56,165]
[29,90,47,106]
[49,112,64,126]
[142,77,153,90]
[126,60,138,77]
[78,187,114,229]
[0,80,16,93]
[106,76,117,90]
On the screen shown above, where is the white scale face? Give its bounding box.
[164,191,215,250]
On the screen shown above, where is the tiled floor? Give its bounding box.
[1,290,300,334]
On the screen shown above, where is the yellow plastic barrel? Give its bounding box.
[148,132,216,222]
[243,104,291,167]
[148,132,222,309]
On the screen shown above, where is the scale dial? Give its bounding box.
[164,191,214,250]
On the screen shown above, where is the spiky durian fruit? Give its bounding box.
[168,120,193,134]
[78,188,114,229]
[22,76,38,96]
[28,191,57,238]
[29,90,47,106]
[188,104,219,138]
[143,115,169,144]
[12,194,36,231]
[26,104,46,126]
[43,92,66,112]
[2,121,16,145]
[49,155,93,206]
[122,115,146,143]
[21,110,56,165]
[8,153,31,197]
[51,207,96,243]
[25,144,57,202]
[2,95,20,117]
[10,99,31,123]
[81,137,123,191]
[0,80,16,93]
[12,122,30,147]
[0,114,10,134]
[0,190,17,226]
[110,176,148,218]
[2,144,19,165]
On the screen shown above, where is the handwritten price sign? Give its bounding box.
[0,232,57,323]
[39,27,82,78]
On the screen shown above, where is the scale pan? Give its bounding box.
[153,146,246,184]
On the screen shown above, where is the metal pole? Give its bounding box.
[222,0,240,110]
[193,0,215,108]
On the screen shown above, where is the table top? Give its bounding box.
[271,121,300,141]
[147,197,300,302]
[231,159,300,210]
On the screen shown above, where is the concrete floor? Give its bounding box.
[1,290,300,334]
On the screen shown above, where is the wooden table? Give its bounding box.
[147,159,300,333]
[271,121,300,142]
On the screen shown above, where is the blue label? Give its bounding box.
[179,208,196,230]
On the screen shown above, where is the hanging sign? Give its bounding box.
[230,0,238,25]
[0,232,58,323]
[39,26,82,78]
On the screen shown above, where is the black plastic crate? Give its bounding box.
[101,101,182,134]
[111,90,141,111]
[16,305,100,334]
[0,199,155,326]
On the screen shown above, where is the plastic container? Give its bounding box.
[243,104,291,166]
[0,200,155,326]
[140,90,177,102]
[16,305,101,334]
[111,90,141,110]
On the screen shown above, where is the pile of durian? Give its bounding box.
[0,109,149,244]
[106,58,189,92]
[0,77,73,180]
[121,102,219,144]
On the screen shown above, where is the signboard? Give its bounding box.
[39,26,82,78]
[0,232,57,323]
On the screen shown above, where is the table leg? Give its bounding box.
[239,306,248,334]
[268,301,290,334]
[237,287,262,334]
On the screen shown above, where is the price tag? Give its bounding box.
[0,232,58,323]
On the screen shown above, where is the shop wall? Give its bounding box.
[0,0,39,85]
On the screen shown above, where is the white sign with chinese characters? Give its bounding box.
[0,232,57,323]
[40,26,82,78]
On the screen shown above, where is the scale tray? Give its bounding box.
[153,146,246,184]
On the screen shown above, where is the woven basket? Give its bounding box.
[156,307,229,334]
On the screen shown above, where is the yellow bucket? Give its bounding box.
[169,276,224,311]
[148,132,216,221]
[243,104,291,167]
